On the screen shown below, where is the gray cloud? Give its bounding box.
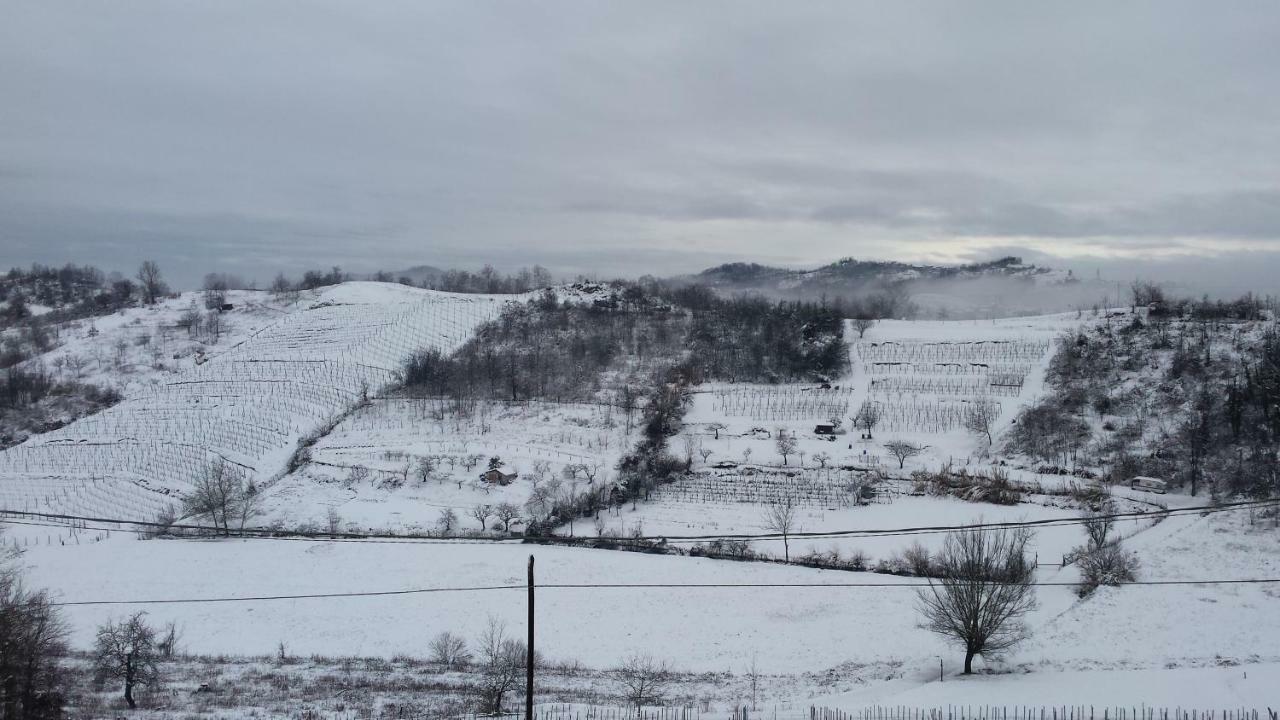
[2,1,1279,289]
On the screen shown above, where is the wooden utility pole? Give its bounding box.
[526,554,535,720]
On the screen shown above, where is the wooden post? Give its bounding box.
[527,555,535,720]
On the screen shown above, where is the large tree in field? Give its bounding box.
[917,526,1036,674]
[136,261,166,305]
[93,613,162,709]
[884,440,926,469]
[183,459,250,536]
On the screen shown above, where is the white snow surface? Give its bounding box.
[17,507,1279,706]
[5,305,1278,708]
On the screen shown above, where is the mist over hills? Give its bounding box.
[670,256,1118,318]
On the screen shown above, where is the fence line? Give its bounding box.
[458,706,1274,720]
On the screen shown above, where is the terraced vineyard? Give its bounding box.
[0,283,518,521]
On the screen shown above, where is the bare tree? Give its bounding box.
[963,401,1001,448]
[203,308,223,343]
[495,502,521,533]
[93,612,162,709]
[1130,280,1165,309]
[775,428,797,466]
[428,631,471,669]
[853,401,882,439]
[1082,505,1115,550]
[202,273,229,310]
[136,261,166,305]
[532,460,552,484]
[236,481,262,532]
[813,451,831,469]
[0,559,69,718]
[614,653,672,716]
[326,507,343,536]
[471,504,492,531]
[156,622,181,659]
[525,486,553,523]
[917,527,1037,674]
[436,507,459,535]
[762,496,799,561]
[1076,503,1138,596]
[681,434,697,471]
[270,272,292,299]
[851,317,877,338]
[183,459,243,536]
[698,447,714,465]
[415,455,436,484]
[705,422,727,440]
[884,440,927,469]
[476,617,525,715]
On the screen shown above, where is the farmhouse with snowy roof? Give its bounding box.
[479,466,519,486]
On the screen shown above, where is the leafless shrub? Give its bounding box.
[1076,543,1139,597]
[901,541,932,576]
[614,653,672,716]
[429,631,472,669]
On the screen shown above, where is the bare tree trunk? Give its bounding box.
[125,652,136,709]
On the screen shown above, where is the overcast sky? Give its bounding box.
[3,2,1279,291]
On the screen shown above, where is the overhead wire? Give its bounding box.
[3,498,1275,544]
[37,577,1280,608]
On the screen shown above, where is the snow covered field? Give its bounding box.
[589,490,1148,564]
[16,506,1278,707]
[22,535,941,671]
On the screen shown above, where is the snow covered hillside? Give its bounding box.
[5,300,1278,711]
[266,397,634,533]
[587,313,1086,551]
[0,283,518,521]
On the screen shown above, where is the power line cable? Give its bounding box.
[4,498,1276,545]
[38,577,1280,608]
[46,584,524,607]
